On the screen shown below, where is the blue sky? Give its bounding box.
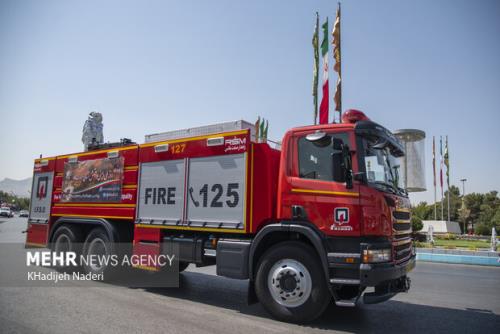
[1,0,499,204]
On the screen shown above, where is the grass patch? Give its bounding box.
[414,239,491,249]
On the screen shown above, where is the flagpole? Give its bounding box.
[433,136,437,220]
[312,12,319,125]
[446,135,451,222]
[338,2,342,123]
[440,136,444,221]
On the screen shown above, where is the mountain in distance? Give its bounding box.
[0,177,32,198]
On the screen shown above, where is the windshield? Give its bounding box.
[360,137,404,193]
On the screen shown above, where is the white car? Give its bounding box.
[0,207,14,218]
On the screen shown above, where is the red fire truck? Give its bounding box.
[25,110,415,322]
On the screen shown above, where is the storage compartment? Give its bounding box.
[216,239,251,279]
[163,236,205,264]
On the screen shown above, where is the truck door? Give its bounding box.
[286,131,362,236]
[25,170,54,247]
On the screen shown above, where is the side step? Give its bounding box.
[330,278,360,285]
[330,278,361,307]
[335,299,358,307]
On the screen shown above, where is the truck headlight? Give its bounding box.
[363,249,392,263]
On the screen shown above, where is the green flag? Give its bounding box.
[444,136,450,187]
[254,117,260,142]
[263,120,269,142]
[260,118,265,141]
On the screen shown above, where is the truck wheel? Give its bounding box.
[255,241,330,323]
[51,225,83,255]
[179,261,189,272]
[82,227,117,279]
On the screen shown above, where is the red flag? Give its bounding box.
[440,136,444,196]
[432,136,436,187]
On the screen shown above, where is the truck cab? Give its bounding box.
[272,109,414,310]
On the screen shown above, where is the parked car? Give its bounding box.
[19,210,29,217]
[0,207,14,218]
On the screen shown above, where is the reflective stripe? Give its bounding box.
[291,188,359,197]
[330,278,360,285]
[328,252,360,258]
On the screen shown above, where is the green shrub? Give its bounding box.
[474,223,490,236]
[441,233,457,240]
[414,241,431,248]
[411,215,423,232]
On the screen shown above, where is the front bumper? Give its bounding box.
[360,254,416,286]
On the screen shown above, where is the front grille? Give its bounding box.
[394,239,412,262]
[393,211,410,220]
[393,222,411,231]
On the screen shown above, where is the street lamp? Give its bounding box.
[460,178,467,197]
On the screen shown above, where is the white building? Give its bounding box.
[422,220,462,234]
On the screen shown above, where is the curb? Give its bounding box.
[416,250,500,267]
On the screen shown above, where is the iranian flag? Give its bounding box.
[319,18,329,124]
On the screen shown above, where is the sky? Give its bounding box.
[0,0,499,204]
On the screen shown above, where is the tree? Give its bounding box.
[444,185,462,221]
[492,208,500,233]
[411,202,432,220]
[0,191,30,210]
[411,215,423,232]
[474,223,490,236]
[464,193,484,224]
[458,206,470,234]
[412,187,499,235]
[478,204,495,226]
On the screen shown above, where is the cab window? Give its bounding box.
[297,133,349,182]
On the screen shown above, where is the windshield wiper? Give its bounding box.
[372,181,396,194]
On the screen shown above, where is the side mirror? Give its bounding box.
[353,172,366,183]
[331,139,353,189]
[332,138,344,151]
[344,147,353,189]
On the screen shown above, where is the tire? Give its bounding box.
[51,225,83,255]
[82,227,117,279]
[255,241,330,323]
[179,261,189,272]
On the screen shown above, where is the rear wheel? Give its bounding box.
[255,241,330,323]
[179,261,189,272]
[51,225,83,255]
[82,227,117,279]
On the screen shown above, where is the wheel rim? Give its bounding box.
[267,258,312,307]
[87,238,107,271]
[54,234,71,253]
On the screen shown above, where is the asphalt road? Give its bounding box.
[1,217,499,334]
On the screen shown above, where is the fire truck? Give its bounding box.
[25,110,415,323]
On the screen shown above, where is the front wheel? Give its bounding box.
[255,241,331,323]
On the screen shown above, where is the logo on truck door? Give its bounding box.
[331,208,352,231]
[36,176,48,200]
